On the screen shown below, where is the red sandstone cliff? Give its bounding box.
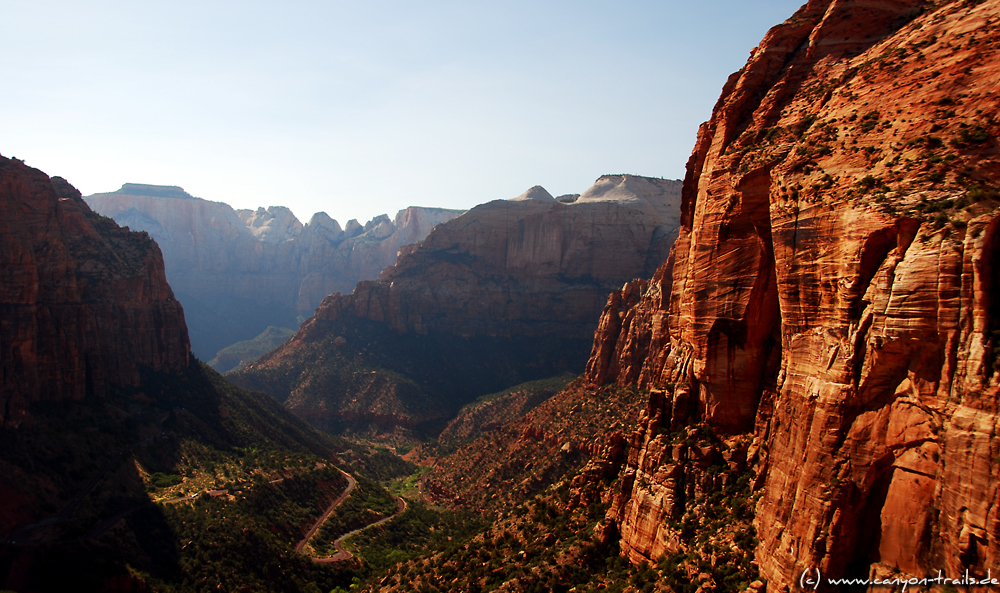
[0,158,190,427]
[307,175,681,341]
[586,0,1000,586]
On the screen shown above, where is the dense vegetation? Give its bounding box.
[351,418,762,593]
[209,325,297,373]
[357,479,632,593]
[0,362,364,592]
[347,501,485,577]
[311,475,398,557]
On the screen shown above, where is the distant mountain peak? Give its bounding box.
[236,205,304,244]
[115,183,193,199]
[576,175,681,206]
[511,185,555,202]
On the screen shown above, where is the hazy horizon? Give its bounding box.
[2,0,804,224]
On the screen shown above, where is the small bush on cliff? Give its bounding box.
[858,110,881,133]
[762,126,784,142]
[856,175,886,192]
[795,114,817,138]
[968,184,1000,202]
[956,124,990,144]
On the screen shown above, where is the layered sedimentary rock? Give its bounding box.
[234,175,682,436]
[0,158,190,427]
[86,184,461,358]
[311,174,681,339]
[586,0,1000,585]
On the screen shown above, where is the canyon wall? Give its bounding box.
[0,159,347,591]
[86,184,462,359]
[233,175,682,437]
[309,175,681,340]
[0,158,190,427]
[587,0,1000,586]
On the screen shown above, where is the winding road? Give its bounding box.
[313,496,407,563]
[295,467,357,555]
[295,467,406,563]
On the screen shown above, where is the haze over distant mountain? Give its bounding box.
[231,174,682,440]
[85,184,462,361]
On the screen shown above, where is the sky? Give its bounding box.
[1,0,805,225]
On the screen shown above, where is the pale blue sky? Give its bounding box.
[1,1,804,225]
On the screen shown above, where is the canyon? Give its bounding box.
[232,175,682,439]
[0,154,366,592]
[86,184,462,361]
[5,0,1000,590]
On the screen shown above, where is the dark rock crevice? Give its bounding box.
[982,220,1000,382]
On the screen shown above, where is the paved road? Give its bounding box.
[312,495,406,563]
[295,467,357,555]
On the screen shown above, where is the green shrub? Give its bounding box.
[958,125,990,144]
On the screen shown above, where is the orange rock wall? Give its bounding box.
[587,0,1000,584]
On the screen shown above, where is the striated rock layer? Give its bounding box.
[0,159,190,427]
[86,184,462,359]
[234,175,681,436]
[586,0,1000,585]
[310,174,681,340]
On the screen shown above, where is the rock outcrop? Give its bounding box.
[86,184,462,359]
[586,0,1000,585]
[0,160,190,427]
[233,175,682,437]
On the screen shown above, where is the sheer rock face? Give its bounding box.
[86,186,462,357]
[0,159,190,427]
[236,205,304,244]
[306,175,682,341]
[586,0,1000,583]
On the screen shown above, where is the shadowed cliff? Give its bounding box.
[0,156,368,592]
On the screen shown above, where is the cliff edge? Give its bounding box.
[0,158,190,428]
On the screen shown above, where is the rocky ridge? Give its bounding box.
[584,0,1000,586]
[86,184,462,359]
[422,379,646,512]
[0,158,380,592]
